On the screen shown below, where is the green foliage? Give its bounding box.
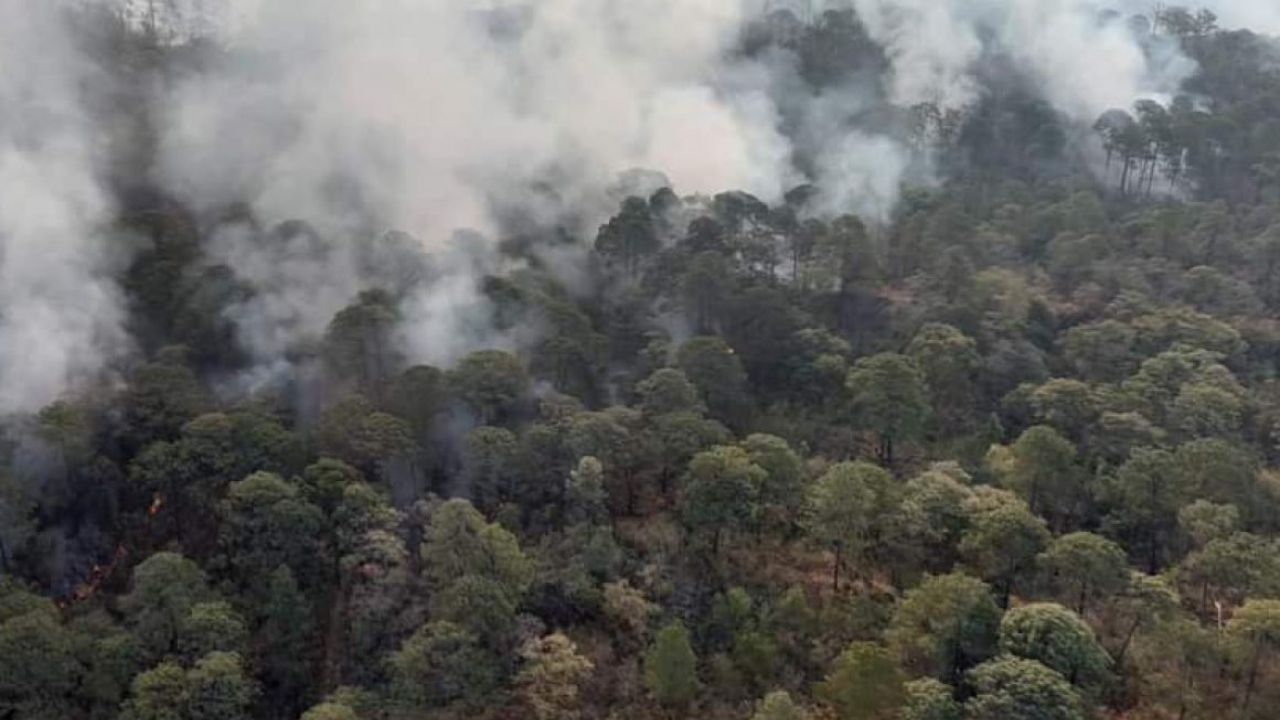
[845,353,930,465]
[998,603,1111,689]
[177,602,246,662]
[186,652,255,720]
[448,350,531,425]
[751,690,809,720]
[960,489,1051,605]
[323,289,400,393]
[123,552,210,661]
[887,573,1002,683]
[997,425,1082,528]
[218,472,326,591]
[901,678,961,720]
[644,622,698,708]
[121,662,189,720]
[389,621,500,709]
[420,499,532,597]
[680,445,764,553]
[887,466,974,577]
[0,608,84,719]
[815,642,905,720]
[1039,532,1130,614]
[18,13,1280,720]
[636,368,705,416]
[678,336,753,429]
[963,655,1085,720]
[807,461,898,587]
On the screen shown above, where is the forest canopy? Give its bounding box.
[4,1,1280,719]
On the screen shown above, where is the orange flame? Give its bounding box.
[148,493,164,517]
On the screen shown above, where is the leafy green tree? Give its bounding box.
[807,462,899,589]
[680,446,764,555]
[186,652,255,720]
[678,336,753,429]
[217,472,326,593]
[1178,500,1240,549]
[515,633,594,720]
[123,351,213,446]
[1090,411,1165,465]
[1179,532,1280,611]
[1174,439,1259,520]
[461,426,519,514]
[0,607,83,720]
[1039,532,1130,614]
[751,690,809,720]
[1061,320,1138,383]
[529,296,610,403]
[419,499,533,599]
[998,604,1111,689]
[1173,382,1245,439]
[565,456,609,526]
[73,612,142,718]
[120,661,188,720]
[995,425,1083,529]
[314,396,417,476]
[385,365,448,439]
[635,368,705,416]
[901,678,962,720]
[596,196,659,277]
[741,433,807,534]
[960,489,1050,606]
[887,573,1002,684]
[448,350,531,425]
[389,621,500,709]
[1028,380,1098,441]
[644,622,698,709]
[1227,599,1280,718]
[299,458,364,515]
[907,323,979,436]
[643,410,732,499]
[963,655,1086,720]
[177,602,246,663]
[255,566,313,718]
[815,642,906,720]
[887,467,974,578]
[732,630,780,694]
[122,552,210,661]
[1102,447,1192,572]
[845,353,929,466]
[430,574,521,649]
[323,289,400,395]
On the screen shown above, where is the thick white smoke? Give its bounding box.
[155,0,802,377]
[0,1,129,414]
[145,0,1269,383]
[849,0,1197,119]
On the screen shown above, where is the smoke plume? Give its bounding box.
[8,0,1275,404]
[0,1,129,414]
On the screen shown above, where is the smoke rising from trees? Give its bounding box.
[0,0,1273,407]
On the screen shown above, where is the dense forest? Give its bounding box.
[6,2,1280,719]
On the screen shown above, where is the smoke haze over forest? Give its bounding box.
[3,0,1274,411]
[7,4,1280,719]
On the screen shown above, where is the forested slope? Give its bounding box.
[4,3,1280,720]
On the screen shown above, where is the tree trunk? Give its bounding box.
[1115,614,1142,665]
[1239,647,1263,719]
[832,544,842,592]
